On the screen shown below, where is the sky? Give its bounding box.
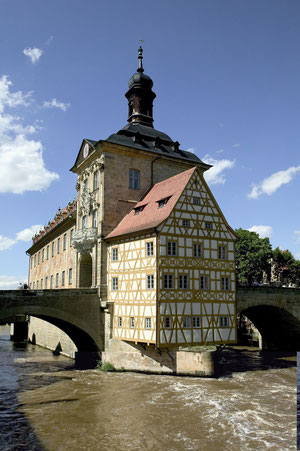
[0,0,299,288]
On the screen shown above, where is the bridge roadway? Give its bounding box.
[0,286,300,355]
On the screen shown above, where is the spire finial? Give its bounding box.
[137,40,144,73]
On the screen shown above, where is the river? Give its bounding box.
[0,326,297,450]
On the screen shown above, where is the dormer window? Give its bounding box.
[157,196,171,209]
[134,205,145,215]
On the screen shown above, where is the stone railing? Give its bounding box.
[72,228,97,253]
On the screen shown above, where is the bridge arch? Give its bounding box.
[0,289,103,367]
[237,286,300,350]
[240,305,300,350]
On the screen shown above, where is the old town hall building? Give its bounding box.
[27,47,237,370]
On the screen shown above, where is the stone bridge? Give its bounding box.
[0,289,103,366]
[237,286,300,350]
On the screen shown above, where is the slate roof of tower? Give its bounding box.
[105,167,197,240]
[105,123,204,164]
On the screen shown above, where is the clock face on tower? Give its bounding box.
[83,143,89,159]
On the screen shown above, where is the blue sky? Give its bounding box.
[0,0,299,288]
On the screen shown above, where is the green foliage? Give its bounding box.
[235,228,272,286]
[272,247,300,286]
[96,361,116,372]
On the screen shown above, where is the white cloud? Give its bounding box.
[0,224,43,253]
[0,275,27,289]
[23,47,43,64]
[232,143,240,148]
[0,75,59,193]
[202,154,235,185]
[247,225,273,239]
[186,147,196,154]
[16,225,43,242]
[248,166,300,199]
[43,98,70,112]
[0,235,17,251]
[45,35,54,46]
[294,231,300,243]
[216,149,224,154]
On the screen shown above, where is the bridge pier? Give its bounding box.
[10,316,28,342]
[75,351,101,369]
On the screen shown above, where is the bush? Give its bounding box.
[97,361,116,372]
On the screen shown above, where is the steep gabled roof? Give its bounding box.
[105,167,197,240]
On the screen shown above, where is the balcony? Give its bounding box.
[72,228,97,253]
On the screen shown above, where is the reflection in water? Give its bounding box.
[0,326,297,451]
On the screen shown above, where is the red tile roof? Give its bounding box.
[105,167,196,239]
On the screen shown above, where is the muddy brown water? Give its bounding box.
[0,326,296,450]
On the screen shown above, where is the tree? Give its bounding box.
[272,247,300,286]
[235,228,273,286]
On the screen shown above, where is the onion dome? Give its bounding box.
[125,46,156,127]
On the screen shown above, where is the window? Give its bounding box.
[130,317,134,329]
[118,317,122,327]
[55,273,59,288]
[179,275,188,289]
[182,219,190,227]
[218,246,227,260]
[183,317,191,328]
[134,206,145,215]
[41,279,43,289]
[70,229,74,246]
[222,277,230,291]
[37,280,39,289]
[46,245,49,260]
[82,215,87,229]
[50,275,53,289]
[193,197,200,205]
[193,316,201,328]
[63,233,67,251]
[62,271,65,287]
[157,197,170,208]
[205,222,212,230]
[31,257,33,269]
[112,247,118,261]
[51,242,55,257]
[33,281,35,289]
[167,242,177,256]
[38,252,40,265]
[68,268,72,285]
[42,249,44,262]
[147,274,154,289]
[220,316,229,328]
[57,237,60,254]
[92,210,98,228]
[165,317,171,328]
[164,274,173,289]
[112,277,118,291]
[145,318,151,329]
[194,243,202,258]
[45,277,48,289]
[129,169,140,189]
[93,171,98,190]
[34,254,36,266]
[200,276,210,290]
[146,242,153,257]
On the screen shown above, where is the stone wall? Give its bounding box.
[28,317,77,358]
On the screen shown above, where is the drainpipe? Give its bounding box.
[151,157,161,186]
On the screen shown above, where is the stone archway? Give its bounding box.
[240,305,300,350]
[79,253,93,288]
